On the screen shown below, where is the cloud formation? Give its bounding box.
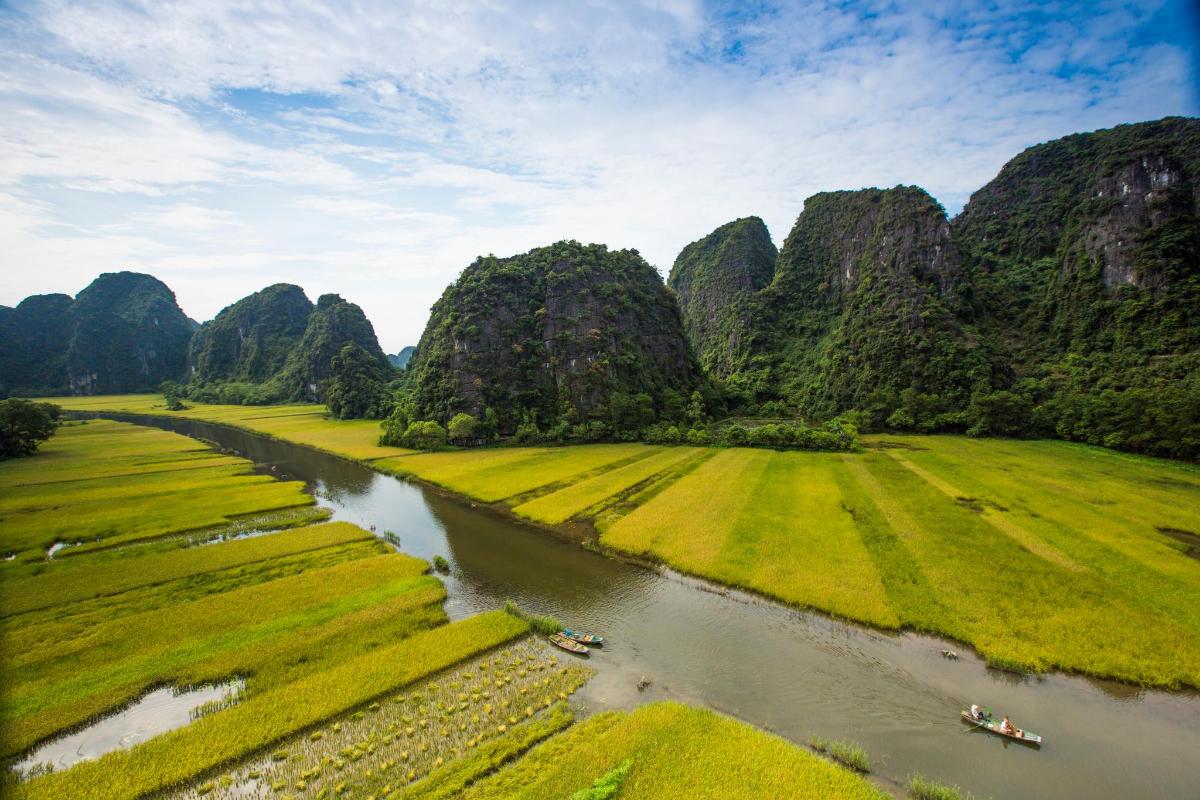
[2,0,1196,348]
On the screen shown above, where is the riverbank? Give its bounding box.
[3,416,891,800]
[40,395,1200,690]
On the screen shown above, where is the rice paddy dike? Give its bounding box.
[3,412,894,800]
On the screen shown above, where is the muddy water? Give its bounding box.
[86,414,1200,799]
[15,680,244,776]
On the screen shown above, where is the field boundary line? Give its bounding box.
[887,452,1084,572]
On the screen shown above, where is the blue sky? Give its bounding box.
[2,0,1196,350]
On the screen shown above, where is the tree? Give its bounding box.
[448,412,478,444]
[403,420,447,450]
[967,391,1033,437]
[160,380,187,411]
[0,399,60,459]
[325,343,392,420]
[686,390,707,425]
[378,403,411,446]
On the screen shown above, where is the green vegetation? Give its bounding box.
[810,739,870,773]
[909,774,977,800]
[409,241,704,435]
[325,342,394,419]
[0,272,194,397]
[0,399,60,458]
[187,283,314,386]
[0,418,314,559]
[433,554,452,573]
[41,395,1200,688]
[3,417,538,800]
[12,612,529,800]
[667,216,776,380]
[503,600,562,636]
[571,758,632,800]
[456,702,888,800]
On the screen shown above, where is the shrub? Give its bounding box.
[828,740,870,772]
[570,759,632,800]
[502,600,562,636]
[432,555,451,573]
[404,421,448,450]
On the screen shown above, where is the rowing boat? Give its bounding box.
[549,633,589,655]
[561,628,604,645]
[961,710,1043,746]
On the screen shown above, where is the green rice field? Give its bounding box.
[2,417,535,800]
[38,397,1200,687]
[0,419,319,559]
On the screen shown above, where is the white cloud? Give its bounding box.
[0,0,1195,349]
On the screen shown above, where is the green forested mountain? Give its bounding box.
[0,294,74,396]
[409,241,703,434]
[667,117,1198,458]
[667,217,776,379]
[188,284,314,384]
[268,294,393,403]
[953,117,1199,457]
[0,273,195,396]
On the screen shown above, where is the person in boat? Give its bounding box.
[999,716,1018,735]
[970,704,986,720]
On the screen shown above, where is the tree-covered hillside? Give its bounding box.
[269,294,393,403]
[954,117,1200,458]
[667,217,776,380]
[409,241,704,435]
[0,273,195,396]
[188,284,314,384]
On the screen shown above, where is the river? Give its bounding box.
[84,413,1200,800]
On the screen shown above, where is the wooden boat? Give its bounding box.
[548,633,589,655]
[961,710,1043,747]
[560,628,604,646]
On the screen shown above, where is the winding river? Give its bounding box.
[85,414,1200,800]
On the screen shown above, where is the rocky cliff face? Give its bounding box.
[954,117,1200,370]
[269,294,393,402]
[667,217,776,379]
[751,187,992,415]
[411,241,702,428]
[188,284,314,384]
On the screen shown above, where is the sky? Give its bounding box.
[2,1,1197,351]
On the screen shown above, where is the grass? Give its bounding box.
[0,419,315,558]
[12,611,530,800]
[0,521,372,617]
[39,396,1200,688]
[909,774,977,800]
[455,702,889,799]
[504,600,562,636]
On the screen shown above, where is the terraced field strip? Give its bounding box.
[4,554,438,756]
[887,450,1083,572]
[511,447,702,524]
[38,395,417,460]
[603,450,895,626]
[456,701,888,800]
[841,456,922,544]
[858,451,1200,686]
[0,521,375,617]
[384,444,658,503]
[168,640,590,800]
[0,420,314,558]
[13,612,530,800]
